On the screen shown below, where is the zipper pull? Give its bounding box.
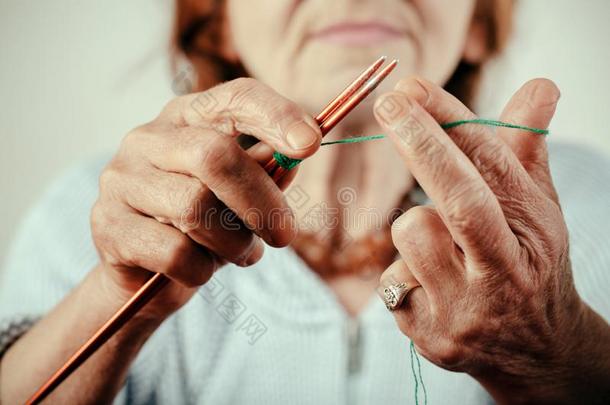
[346,317,362,375]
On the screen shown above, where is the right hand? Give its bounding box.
[91,78,322,320]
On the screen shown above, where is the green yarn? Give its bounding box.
[319,134,387,145]
[410,340,427,405]
[271,119,548,170]
[271,135,387,170]
[272,151,302,170]
[440,118,549,135]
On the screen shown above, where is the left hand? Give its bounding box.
[373,77,596,402]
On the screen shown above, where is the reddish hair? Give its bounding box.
[172,0,513,108]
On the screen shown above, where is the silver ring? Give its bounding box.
[383,282,418,310]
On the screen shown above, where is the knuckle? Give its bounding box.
[90,200,105,225]
[183,261,212,287]
[469,139,513,185]
[98,167,120,197]
[194,137,239,188]
[90,201,109,240]
[227,77,263,105]
[190,270,212,287]
[555,220,570,253]
[228,78,291,115]
[90,202,123,267]
[391,206,429,242]
[187,137,213,169]
[192,135,228,172]
[539,204,570,261]
[267,226,296,248]
[445,182,490,235]
[166,236,192,268]
[433,341,465,369]
[120,124,153,151]
[162,94,187,115]
[186,181,207,206]
[230,77,259,91]
[99,250,122,268]
[175,181,207,233]
[229,78,295,134]
[163,237,208,287]
[267,101,302,125]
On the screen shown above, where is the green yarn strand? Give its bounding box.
[271,119,548,170]
[410,340,428,405]
[320,134,387,146]
[272,151,302,170]
[440,118,549,135]
[271,135,386,171]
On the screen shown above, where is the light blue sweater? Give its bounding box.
[1,142,609,404]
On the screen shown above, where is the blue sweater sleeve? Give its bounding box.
[0,157,130,403]
[0,160,102,354]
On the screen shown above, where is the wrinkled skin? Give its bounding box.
[375,77,609,403]
[2,0,609,404]
[91,78,322,319]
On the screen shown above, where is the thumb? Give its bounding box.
[498,78,561,203]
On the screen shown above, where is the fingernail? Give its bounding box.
[395,77,430,107]
[531,80,561,107]
[238,238,262,267]
[285,121,319,150]
[244,239,264,266]
[374,93,413,128]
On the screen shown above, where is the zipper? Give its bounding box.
[346,317,361,375]
[345,317,362,405]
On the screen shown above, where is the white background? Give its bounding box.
[1,0,610,265]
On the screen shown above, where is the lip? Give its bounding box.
[310,21,406,46]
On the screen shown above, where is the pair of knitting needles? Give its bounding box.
[265,56,397,181]
[27,56,398,404]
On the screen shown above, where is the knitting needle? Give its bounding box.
[316,55,387,125]
[319,60,398,134]
[26,56,398,404]
[263,55,388,174]
[269,58,398,182]
[26,273,170,405]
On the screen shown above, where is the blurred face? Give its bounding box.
[228,0,478,119]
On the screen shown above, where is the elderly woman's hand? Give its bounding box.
[91,78,321,320]
[374,78,610,403]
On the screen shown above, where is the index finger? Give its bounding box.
[162,78,322,159]
[374,92,519,268]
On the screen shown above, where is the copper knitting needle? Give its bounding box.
[26,273,170,404]
[263,55,388,174]
[319,59,398,134]
[270,59,398,182]
[315,55,387,125]
[26,57,398,405]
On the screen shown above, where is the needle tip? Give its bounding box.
[374,56,387,67]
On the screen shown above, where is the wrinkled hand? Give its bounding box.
[373,77,599,402]
[92,78,321,320]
